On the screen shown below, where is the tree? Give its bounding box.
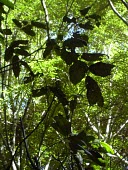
[0,0,127,169]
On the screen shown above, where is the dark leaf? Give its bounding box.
[89,62,114,77]
[73,33,89,44]
[83,149,106,166]
[2,29,12,35]
[50,86,68,106]
[79,21,94,30]
[52,114,71,136]
[14,48,30,56]
[61,48,79,65]
[70,96,77,113]
[12,55,20,77]
[86,14,101,21]
[63,16,76,23]
[69,60,88,85]
[81,53,106,61]
[12,19,22,28]
[23,76,34,84]
[32,87,47,97]
[22,20,29,25]
[43,39,57,58]
[31,21,47,29]
[80,6,91,16]
[5,46,14,61]
[11,40,28,48]
[63,37,87,49]
[20,60,34,76]
[22,25,36,36]
[85,76,104,107]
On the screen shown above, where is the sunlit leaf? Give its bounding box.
[100,141,114,154]
[69,60,88,84]
[89,62,114,77]
[85,76,104,107]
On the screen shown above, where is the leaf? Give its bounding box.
[79,21,94,30]
[32,87,47,97]
[11,40,28,48]
[0,0,14,9]
[89,62,114,77]
[1,29,12,35]
[43,39,57,58]
[100,142,114,154]
[61,49,79,65]
[23,76,34,84]
[50,86,68,106]
[20,60,34,76]
[52,114,71,136]
[22,25,36,36]
[84,149,106,167]
[31,21,47,29]
[12,55,20,77]
[69,60,88,85]
[79,6,91,16]
[63,37,87,49]
[63,16,76,23]
[5,46,14,61]
[12,19,22,28]
[14,48,30,56]
[85,76,104,107]
[81,53,105,61]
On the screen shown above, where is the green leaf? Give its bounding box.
[0,0,14,9]
[85,76,104,107]
[89,62,114,77]
[100,142,114,154]
[69,60,88,85]
[79,6,91,16]
[12,55,20,77]
[81,53,105,61]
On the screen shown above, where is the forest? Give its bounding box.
[0,0,128,169]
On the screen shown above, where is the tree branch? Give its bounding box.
[108,0,128,26]
[121,0,128,9]
[41,0,50,40]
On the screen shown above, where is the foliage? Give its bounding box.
[0,0,128,170]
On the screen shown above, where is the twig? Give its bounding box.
[121,0,128,9]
